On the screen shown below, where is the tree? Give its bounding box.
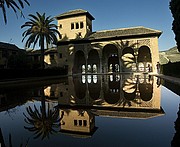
[170,0,180,52]
[21,12,60,69]
[0,0,30,24]
[23,88,63,140]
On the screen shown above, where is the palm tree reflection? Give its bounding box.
[171,104,180,147]
[23,88,62,140]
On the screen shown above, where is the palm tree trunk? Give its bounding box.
[40,87,46,120]
[40,36,45,69]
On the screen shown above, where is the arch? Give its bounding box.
[104,75,120,104]
[137,46,151,62]
[73,76,86,99]
[122,77,137,100]
[108,56,119,72]
[122,47,134,55]
[137,46,152,72]
[73,50,86,73]
[139,83,153,101]
[102,44,119,73]
[121,47,135,72]
[88,75,101,100]
[123,91,136,101]
[87,49,100,73]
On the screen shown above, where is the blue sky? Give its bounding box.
[0,0,175,51]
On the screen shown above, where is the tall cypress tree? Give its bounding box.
[170,0,180,52]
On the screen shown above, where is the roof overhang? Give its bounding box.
[55,9,95,20]
[57,32,162,46]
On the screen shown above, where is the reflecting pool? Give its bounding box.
[0,74,180,147]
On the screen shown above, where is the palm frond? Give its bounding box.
[1,0,30,23]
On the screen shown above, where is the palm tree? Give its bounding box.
[23,87,63,140]
[21,12,60,69]
[23,104,62,140]
[0,0,30,24]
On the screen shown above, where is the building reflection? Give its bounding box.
[59,109,97,138]
[55,74,164,137]
[0,74,164,139]
[56,74,162,110]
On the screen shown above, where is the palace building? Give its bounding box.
[55,9,162,75]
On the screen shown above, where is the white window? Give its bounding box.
[76,22,79,29]
[59,24,62,29]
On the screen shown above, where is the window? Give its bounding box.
[76,22,79,29]
[59,53,62,58]
[79,120,82,126]
[74,120,77,126]
[59,34,62,39]
[78,32,82,37]
[71,23,74,30]
[59,24,62,29]
[83,120,87,126]
[80,22,84,28]
[71,22,84,30]
[74,119,87,127]
[60,92,63,97]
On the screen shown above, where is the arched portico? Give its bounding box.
[73,50,86,73]
[87,49,100,73]
[137,46,152,72]
[73,76,87,99]
[102,44,120,73]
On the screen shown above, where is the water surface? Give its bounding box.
[0,74,180,147]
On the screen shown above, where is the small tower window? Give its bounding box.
[59,53,62,58]
[83,120,87,126]
[76,22,79,29]
[71,23,74,30]
[59,34,62,39]
[59,24,62,29]
[60,92,63,97]
[78,32,82,37]
[74,120,77,126]
[80,22,84,29]
[79,120,82,126]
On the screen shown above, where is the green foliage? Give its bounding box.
[0,0,30,24]
[21,12,61,69]
[170,0,180,52]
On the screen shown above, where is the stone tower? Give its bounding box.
[55,9,95,40]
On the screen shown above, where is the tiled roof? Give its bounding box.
[0,42,19,50]
[55,9,95,20]
[88,26,162,40]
